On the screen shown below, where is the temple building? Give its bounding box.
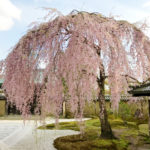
[129,82,150,136]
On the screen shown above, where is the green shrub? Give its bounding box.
[118,102,133,121]
[83,101,99,117]
[118,101,148,123]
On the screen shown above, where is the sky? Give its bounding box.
[1,0,150,60]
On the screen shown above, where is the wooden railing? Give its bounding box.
[104,95,130,101]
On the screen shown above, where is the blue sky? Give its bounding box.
[1,0,150,60]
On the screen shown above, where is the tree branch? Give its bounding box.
[122,74,141,85]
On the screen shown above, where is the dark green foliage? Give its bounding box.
[0,83,2,89]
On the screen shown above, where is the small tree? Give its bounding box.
[3,11,150,139]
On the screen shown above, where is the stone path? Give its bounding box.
[0,118,85,150]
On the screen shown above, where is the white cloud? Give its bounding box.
[142,1,150,8]
[0,0,21,31]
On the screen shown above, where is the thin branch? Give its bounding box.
[122,74,141,85]
[143,78,150,84]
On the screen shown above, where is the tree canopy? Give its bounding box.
[3,10,150,117]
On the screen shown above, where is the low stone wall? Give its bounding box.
[0,100,5,116]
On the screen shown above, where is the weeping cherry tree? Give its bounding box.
[3,10,150,139]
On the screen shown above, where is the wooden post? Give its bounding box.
[148,99,150,136]
[63,101,66,118]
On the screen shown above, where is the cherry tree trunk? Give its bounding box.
[97,67,114,139]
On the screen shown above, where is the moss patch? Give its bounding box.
[38,121,80,131]
[39,118,134,149]
[38,118,150,150]
[54,136,118,150]
[139,124,148,135]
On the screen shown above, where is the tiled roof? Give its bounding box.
[129,83,150,96]
[133,85,150,92]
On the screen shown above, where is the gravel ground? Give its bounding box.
[0,118,87,150]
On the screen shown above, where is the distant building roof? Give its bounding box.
[128,83,150,96]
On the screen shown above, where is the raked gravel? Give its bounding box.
[0,118,89,150]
